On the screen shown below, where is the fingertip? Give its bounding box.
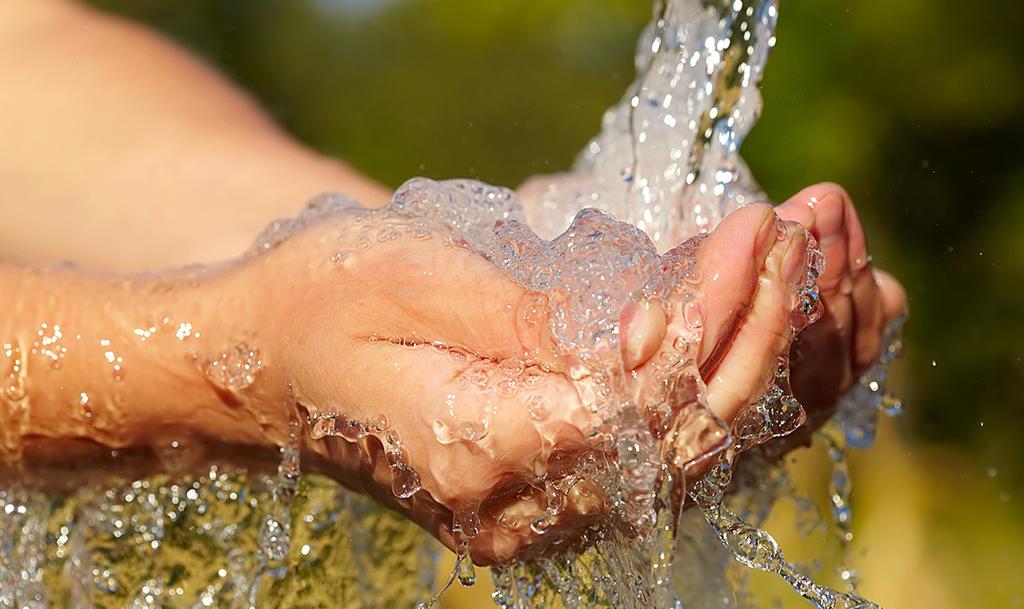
[749,203,781,257]
[775,197,816,229]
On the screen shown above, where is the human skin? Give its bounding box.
[0,0,906,564]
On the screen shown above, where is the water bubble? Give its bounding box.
[880,394,904,416]
[79,392,94,420]
[377,225,402,242]
[496,380,518,398]
[174,322,194,341]
[201,342,261,391]
[682,301,704,329]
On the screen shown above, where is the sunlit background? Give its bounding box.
[86,0,1024,607]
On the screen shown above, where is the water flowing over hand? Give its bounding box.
[253,191,899,564]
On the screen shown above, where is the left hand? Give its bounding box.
[774,183,908,421]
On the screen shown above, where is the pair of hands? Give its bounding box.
[0,0,906,568]
[254,182,905,564]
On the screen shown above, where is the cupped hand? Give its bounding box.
[250,201,826,565]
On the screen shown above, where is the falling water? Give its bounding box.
[0,0,905,608]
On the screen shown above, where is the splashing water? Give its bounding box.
[524,0,776,247]
[0,0,907,608]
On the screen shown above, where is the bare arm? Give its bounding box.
[0,0,390,272]
[0,259,298,483]
[0,0,908,565]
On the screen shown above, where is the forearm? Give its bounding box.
[0,0,390,272]
[0,260,293,481]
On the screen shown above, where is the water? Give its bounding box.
[0,470,438,609]
[0,0,906,607]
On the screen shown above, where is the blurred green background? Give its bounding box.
[85,0,1024,607]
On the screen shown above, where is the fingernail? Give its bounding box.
[782,231,809,285]
[621,300,667,370]
[815,193,845,247]
[755,207,780,257]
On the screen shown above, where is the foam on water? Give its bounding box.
[0,0,907,607]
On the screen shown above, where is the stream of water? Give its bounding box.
[0,1,905,608]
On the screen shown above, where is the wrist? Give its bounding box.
[1,260,294,473]
[169,258,297,452]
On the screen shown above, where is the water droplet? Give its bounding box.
[391,465,421,499]
[309,414,336,440]
[530,514,553,535]
[201,342,261,391]
[3,341,27,401]
[527,395,548,421]
[456,557,477,587]
[458,421,486,441]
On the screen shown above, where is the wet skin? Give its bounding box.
[268,191,905,563]
[0,190,905,566]
[0,0,907,566]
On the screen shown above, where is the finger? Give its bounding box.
[625,204,780,463]
[850,261,884,372]
[778,183,878,377]
[704,226,810,422]
[339,341,592,505]
[621,300,667,370]
[808,185,883,372]
[688,203,780,373]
